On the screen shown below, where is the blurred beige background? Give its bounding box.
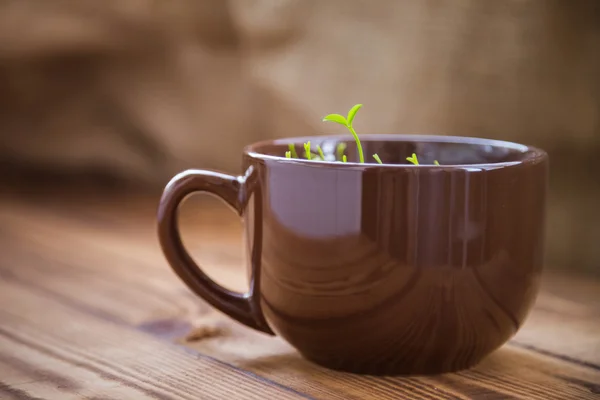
[0,0,598,274]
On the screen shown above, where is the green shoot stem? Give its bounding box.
[336,142,347,161]
[373,154,382,164]
[304,142,312,160]
[285,151,291,158]
[342,155,347,163]
[317,145,325,160]
[288,143,298,158]
[347,125,364,163]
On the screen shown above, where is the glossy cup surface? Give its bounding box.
[241,134,548,374]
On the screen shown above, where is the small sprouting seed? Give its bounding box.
[288,143,298,158]
[342,155,347,163]
[285,151,291,158]
[434,160,440,166]
[304,142,312,160]
[317,145,325,160]
[406,153,419,165]
[336,142,347,161]
[373,154,383,164]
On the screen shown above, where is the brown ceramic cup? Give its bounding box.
[157,134,548,375]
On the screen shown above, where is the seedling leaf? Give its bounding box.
[322,114,348,126]
[406,153,419,165]
[373,154,383,164]
[346,104,363,126]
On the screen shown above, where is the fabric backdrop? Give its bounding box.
[0,0,598,273]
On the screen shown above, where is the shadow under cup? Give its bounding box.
[160,134,548,375]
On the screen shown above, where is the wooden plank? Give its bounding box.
[181,307,600,400]
[1,190,599,399]
[0,283,309,400]
[512,272,600,369]
[0,198,310,399]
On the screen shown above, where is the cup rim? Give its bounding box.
[244,134,547,170]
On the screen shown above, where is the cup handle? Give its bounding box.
[157,166,274,335]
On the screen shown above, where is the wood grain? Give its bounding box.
[0,187,599,399]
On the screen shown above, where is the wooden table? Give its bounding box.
[1,186,599,399]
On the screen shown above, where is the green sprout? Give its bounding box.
[342,155,347,163]
[406,153,419,165]
[373,154,383,164]
[285,151,291,158]
[288,143,298,158]
[303,142,312,160]
[317,145,326,161]
[407,153,440,166]
[323,104,367,163]
[336,142,347,161]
